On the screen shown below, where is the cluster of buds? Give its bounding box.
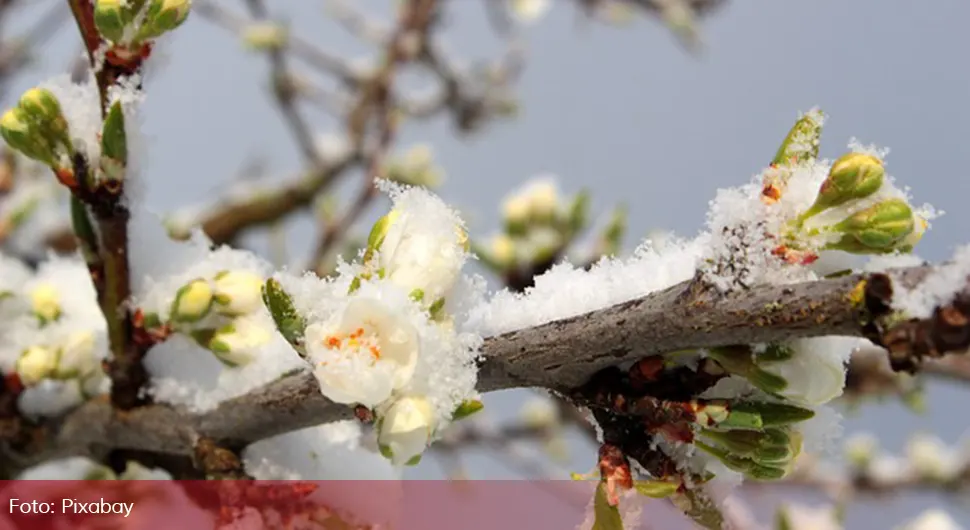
[1,89,129,194]
[691,399,811,480]
[383,145,444,189]
[0,89,75,187]
[163,269,269,366]
[479,177,602,273]
[94,0,191,66]
[791,153,926,255]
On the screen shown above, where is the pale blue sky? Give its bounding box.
[7,1,970,528]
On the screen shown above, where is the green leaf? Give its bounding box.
[451,399,484,421]
[101,101,127,164]
[772,109,824,167]
[731,401,815,427]
[261,278,307,354]
[633,480,679,499]
[70,197,99,265]
[592,482,624,530]
[775,507,794,530]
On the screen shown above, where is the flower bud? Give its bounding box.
[169,278,213,323]
[695,441,788,480]
[699,427,792,460]
[844,432,878,468]
[1,107,54,165]
[706,346,788,395]
[18,88,68,138]
[137,0,191,41]
[802,152,885,220]
[207,318,271,367]
[29,283,61,324]
[366,210,401,257]
[527,179,559,222]
[94,0,128,43]
[212,270,264,317]
[509,0,551,24]
[16,345,58,386]
[501,193,530,235]
[378,395,436,466]
[242,22,288,51]
[488,233,516,268]
[831,199,915,251]
[54,330,99,379]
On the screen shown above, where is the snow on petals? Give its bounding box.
[306,297,419,408]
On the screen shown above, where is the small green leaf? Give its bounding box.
[261,278,307,353]
[592,482,624,530]
[452,399,484,421]
[633,480,679,499]
[775,508,794,530]
[731,401,815,427]
[772,109,824,167]
[405,454,422,466]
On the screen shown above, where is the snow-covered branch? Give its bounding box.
[5,259,967,476]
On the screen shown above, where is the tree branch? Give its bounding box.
[4,262,968,474]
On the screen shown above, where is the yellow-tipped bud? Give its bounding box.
[1,107,53,164]
[29,283,61,324]
[94,0,127,43]
[212,270,265,317]
[170,278,214,323]
[16,345,59,386]
[803,152,885,219]
[137,0,191,41]
[832,198,915,251]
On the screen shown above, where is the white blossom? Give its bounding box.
[374,187,468,305]
[307,297,419,407]
[377,395,436,465]
[54,329,100,379]
[760,337,858,406]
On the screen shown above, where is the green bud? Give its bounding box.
[695,401,764,430]
[699,428,791,459]
[772,109,824,167]
[170,278,213,323]
[832,199,915,250]
[696,441,789,480]
[1,107,54,164]
[137,0,191,42]
[802,152,885,219]
[94,0,128,43]
[730,401,815,427]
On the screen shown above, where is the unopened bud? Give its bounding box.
[831,199,915,251]
[706,347,788,395]
[137,0,191,41]
[170,278,213,323]
[17,345,58,386]
[212,270,264,317]
[489,234,516,268]
[1,107,54,165]
[54,330,99,379]
[207,319,271,367]
[802,152,885,220]
[242,22,288,51]
[94,0,127,43]
[29,283,61,324]
[699,427,792,460]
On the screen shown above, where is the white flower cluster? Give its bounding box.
[0,252,108,417]
[272,182,483,467]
